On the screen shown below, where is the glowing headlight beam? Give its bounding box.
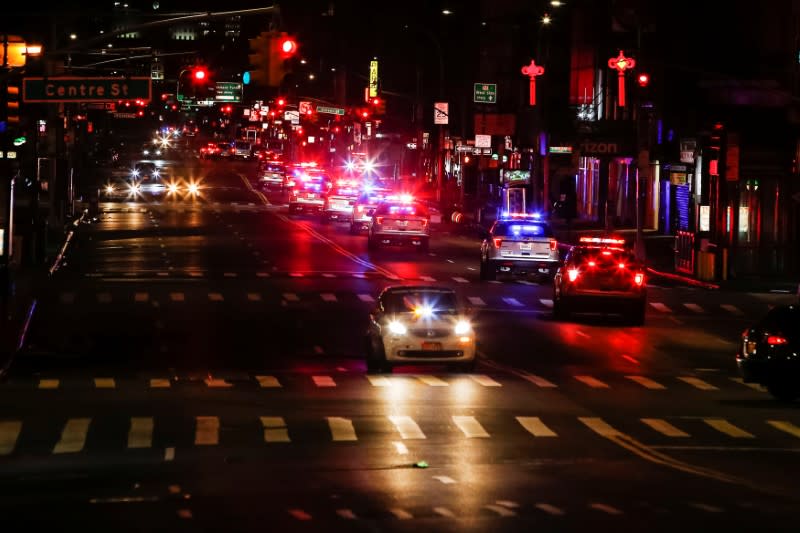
[454,320,472,335]
[187,183,199,195]
[388,320,407,335]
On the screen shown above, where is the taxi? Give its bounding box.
[287,166,332,215]
[553,236,647,324]
[480,213,559,281]
[322,178,360,223]
[366,285,476,373]
[349,184,392,234]
[367,195,430,252]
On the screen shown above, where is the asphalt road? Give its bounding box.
[1,158,798,532]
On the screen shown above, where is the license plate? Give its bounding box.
[306,194,316,199]
[519,243,532,251]
[422,342,442,351]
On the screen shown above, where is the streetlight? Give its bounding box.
[542,13,552,25]
[69,33,77,40]
[550,0,564,6]
[442,9,453,15]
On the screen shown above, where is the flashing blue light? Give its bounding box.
[243,71,251,85]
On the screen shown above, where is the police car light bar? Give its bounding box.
[579,237,626,245]
[500,211,542,219]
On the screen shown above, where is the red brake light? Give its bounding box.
[766,335,788,345]
[634,272,645,286]
[618,263,626,269]
[376,216,384,224]
[493,238,503,248]
[549,239,557,251]
[587,261,596,267]
[567,268,579,282]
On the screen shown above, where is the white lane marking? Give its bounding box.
[53,418,91,454]
[420,276,436,282]
[503,297,524,307]
[434,507,456,518]
[452,415,490,438]
[590,503,623,515]
[640,418,690,437]
[721,304,743,315]
[149,378,170,388]
[94,378,116,389]
[417,375,449,386]
[488,280,502,284]
[312,375,336,387]
[322,273,336,278]
[0,421,22,455]
[261,416,290,442]
[521,372,558,388]
[649,302,672,313]
[283,292,300,302]
[574,375,610,388]
[446,259,455,264]
[496,500,519,509]
[539,298,554,308]
[689,503,724,513]
[392,441,409,455]
[452,277,469,283]
[208,292,224,302]
[320,293,338,302]
[469,375,502,387]
[205,378,232,388]
[60,292,75,304]
[134,292,149,303]
[389,508,413,520]
[247,293,262,302]
[767,420,800,439]
[128,417,154,449]
[388,416,426,439]
[729,377,766,392]
[704,419,755,438]
[358,294,375,303]
[38,379,59,389]
[485,504,516,517]
[194,416,220,445]
[517,280,536,286]
[289,272,304,278]
[170,292,185,302]
[683,303,705,314]
[97,292,112,304]
[367,376,391,387]
[256,375,281,388]
[288,509,312,521]
[256,272,270,278]
[327,417,358,441]
[467,296,486,306]
[579,417,623,437]
[336,509,357,520]
[678,376,719,391]
[625,375,666,390]
[433,475,456,484]
[164,447,175,461]
[535,503,565,516]
[157,272,169,277]
[516,416,558,437]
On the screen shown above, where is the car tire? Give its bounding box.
[450,360,475,373]
[767,380,799,402]
[349,224,359,235]
[367,235,379,251]
[366,337,389,374]
[480,259,496,281]
[320,214,330,225]
[417,238,430,253]
[628,301,646,326]
[553,295,570,320]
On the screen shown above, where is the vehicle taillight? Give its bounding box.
[766,335,788,345]
[493,238,503,248]
[634,272,645,286]
[421,219,428,228]
[587,261,596,267]
[375,216,384,224]
[567,268,580,282]
[618,263,626,269]
[550,239,557,251]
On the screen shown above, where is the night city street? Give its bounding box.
[1,2,800,532]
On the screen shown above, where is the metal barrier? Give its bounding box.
[675,230,695,275]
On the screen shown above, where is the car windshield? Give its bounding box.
[382,290,458,315]
[493,221,552,237]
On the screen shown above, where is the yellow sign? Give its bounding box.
[369,60,379,98]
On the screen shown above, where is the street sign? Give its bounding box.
[549,145,573,154]
[475,134,491,148]
[215,82,242,102]
[456,145,474,153]
[299,101,313,115]
[316,105,345,115]
[369,60,379,98]
[285,110,300,124]
[434,102,448,125]
[23,77,151,102]
[473,83,497,103]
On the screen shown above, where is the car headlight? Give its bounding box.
[388,320,407,335]
[454,320,472,335]
[187,183,199,195]
[131,169,140,178]
[105,185,115,194]
[152,170,160,178]
[129,184,141,194]
[167,183,179,194]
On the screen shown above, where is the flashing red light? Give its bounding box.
[171,105,177,110]
[137,110,144,117]
[375,216,384,225]
[550,239,557,251]
[276,97,286,106]
[193,68,207,81]
[587,261,596,267]
[567,268,580,282]
[637,73,650,87]
[618,263,626,269]
[766,335,788,345]
[361,110,369,119]
[371,97,381,105]
[464,155,471,163]
[333,126,340,133]
[579,236,626,246]
[493,238,503,248]
[634,272,645,286]
[280,38,297,56]
[161,93,169,101]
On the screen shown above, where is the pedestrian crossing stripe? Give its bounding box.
[452,415,490,438]
[574,375,610,389]
[128,417,154,448]
[626,376,666,390]
[640,418,690,437]
[195,416,219,445]
[678,376,719,391]
[516,416,557,437]
[53,418,91,454]
[256,375,281,388]
[312,375,336,387]
[320,293,338,302]
[649,302,671,313]
[0,421,22,455]
[327,417,358,441]
[261,416,290,442]
[683,303,704,314]
[703,418,755,438]
[468,296,486,306]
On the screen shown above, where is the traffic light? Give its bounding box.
[276,97,286,107]
[369,97,386,116]
[248,31,299,88]
[3,81,21,127]
[279,37,297,57]
[637,73,650,87]
[192,67,208,83]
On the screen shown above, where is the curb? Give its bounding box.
[646,267,720,290]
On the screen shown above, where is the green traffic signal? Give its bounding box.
[12,136,26,147]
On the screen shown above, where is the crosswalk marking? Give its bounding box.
[94,378,116,389]
[452,415,490,438]
[516,416,558,437]
[392,441,409,455]
[60,292,75,304]
[433,507,456,518]
[767,420,800,439]
[195,416,220,445]
[261,416,290,442]
[678,376,719,391]
[420,276,436,282]
[452,277,469,283]
[357,294,375,303]
[433,476,456,484]
[539,298,554,308]
[590,503,623,515]
[320,293,338,302]
[625,375,666,390]
[128,417,154,449]
[534,503,565,516]
[312,375,336,387]
[469,375,502,387]
[256,272,270,278]
[149,378,171,388]
[704,418,755,438]
[640,418,690,437]
[170,292,185,302]
[366,376,392,387]
[97,292,112,304]
[689,503,723,513]
[53,418,91,454]
[0,421,22,455]
[283,293,300,302]
[205,378,232,388]
[729,377,765,392]
[389,508,414,520]
[467,296,486,306]
[574,375,610,389]
[521,372,558,388]
[336,509,357,520]
[327,417,358,441]
[683,303,704,313]
[417,375,449,387]
[38,379,59,389]
[247,293,262,302]
[720,304,743,315]
[389,416,426,439]
[579,417,623,437]
[255,375,281,388]
[288,509,312,521]
[502,297,524,307]
[485,504,516,517]
[208,292,224,302]
[224,272,237,278]
[649,302,671,313]
[134,292,149,303]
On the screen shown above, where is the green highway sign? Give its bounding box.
[473,83,497,103]
[316,105,345,115]
[23,77,151,103]
[215,81,243,102]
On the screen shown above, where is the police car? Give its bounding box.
[365,285,476,373]
[350,185,391,234]
[287,167,332,215]
[480,213,559,281]
[553,236,647,324]
[322,178,360,223]
[367,195,430,252]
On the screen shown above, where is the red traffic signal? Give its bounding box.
[276,97,286,107]
[370,97,381,106]
[637,73,650,87]
[280,38,298,57]
[193,67,207,81]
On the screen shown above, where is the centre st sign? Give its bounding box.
[23,77,152,103]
